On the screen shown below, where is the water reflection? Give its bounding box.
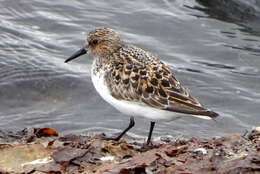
[185,0,260,37]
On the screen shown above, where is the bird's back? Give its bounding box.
[104,45,218,119]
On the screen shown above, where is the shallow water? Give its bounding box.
[0,0,259,138]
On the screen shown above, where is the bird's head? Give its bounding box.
[65,27,122,63]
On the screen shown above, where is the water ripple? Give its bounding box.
[0,0,259,138]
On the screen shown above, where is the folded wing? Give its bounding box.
[105,45,219,119]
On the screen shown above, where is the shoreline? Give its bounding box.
[0,127,259,174]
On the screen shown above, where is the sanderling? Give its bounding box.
[65,27,219,145]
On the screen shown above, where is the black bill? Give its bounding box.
[65,48,87,63]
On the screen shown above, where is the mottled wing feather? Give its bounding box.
[106,45,218,118]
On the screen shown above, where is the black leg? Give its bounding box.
[147,121,155,145]
[113,116,135,141]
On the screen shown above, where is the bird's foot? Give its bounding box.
[101,134,121,141]
[101,116,135,142]
[136,142,154,152]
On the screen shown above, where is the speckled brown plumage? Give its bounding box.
[104,44,217,117]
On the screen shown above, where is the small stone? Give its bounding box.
[194,148,207,155]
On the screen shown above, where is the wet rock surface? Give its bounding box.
[0,127,259,174]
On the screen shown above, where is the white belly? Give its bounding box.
[91,69,182,122]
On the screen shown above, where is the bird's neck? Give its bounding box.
[91,55,112,75]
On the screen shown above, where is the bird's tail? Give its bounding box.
[192,110,219,120]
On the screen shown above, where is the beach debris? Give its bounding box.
[0,126,259,173]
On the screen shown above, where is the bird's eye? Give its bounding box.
[92,39,98,45]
